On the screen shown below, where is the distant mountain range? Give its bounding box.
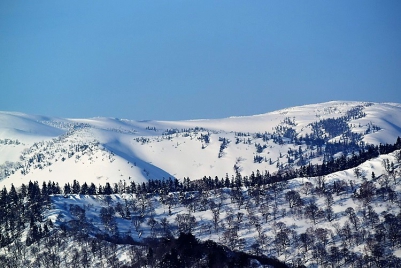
[1,101,400,188]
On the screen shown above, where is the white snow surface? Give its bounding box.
[0,101,400,188]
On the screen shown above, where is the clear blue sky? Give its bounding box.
[1,1,400,120]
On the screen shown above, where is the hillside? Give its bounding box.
[0,143,400,267]
[0,101,401,267]
[1,101,401,188]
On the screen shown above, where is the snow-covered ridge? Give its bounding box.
[0,101,400,188]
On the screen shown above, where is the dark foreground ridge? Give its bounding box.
[120,232,289,268]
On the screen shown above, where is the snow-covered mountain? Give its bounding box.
[1,101,401,267]
[1,101,401,188]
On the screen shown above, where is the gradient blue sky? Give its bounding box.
[1,1,400,120]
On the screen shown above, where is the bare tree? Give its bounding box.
[353,167,362,180]
[259,203,270,223]
[299,231,313,253]
[304,199,320,224]
[285,190,302,209]
[175,213,197,234]
[147,217,158,237]
[160,217,170,235]
[325,206,335,222]
[301,181,313,196]
[275,229,290,256]
[132,216,143,234]
[395,150,401,164]
[212,208,220,231]
[314,176,326,195]
[315,228,330,247]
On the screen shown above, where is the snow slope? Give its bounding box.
[0,101,400,188]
